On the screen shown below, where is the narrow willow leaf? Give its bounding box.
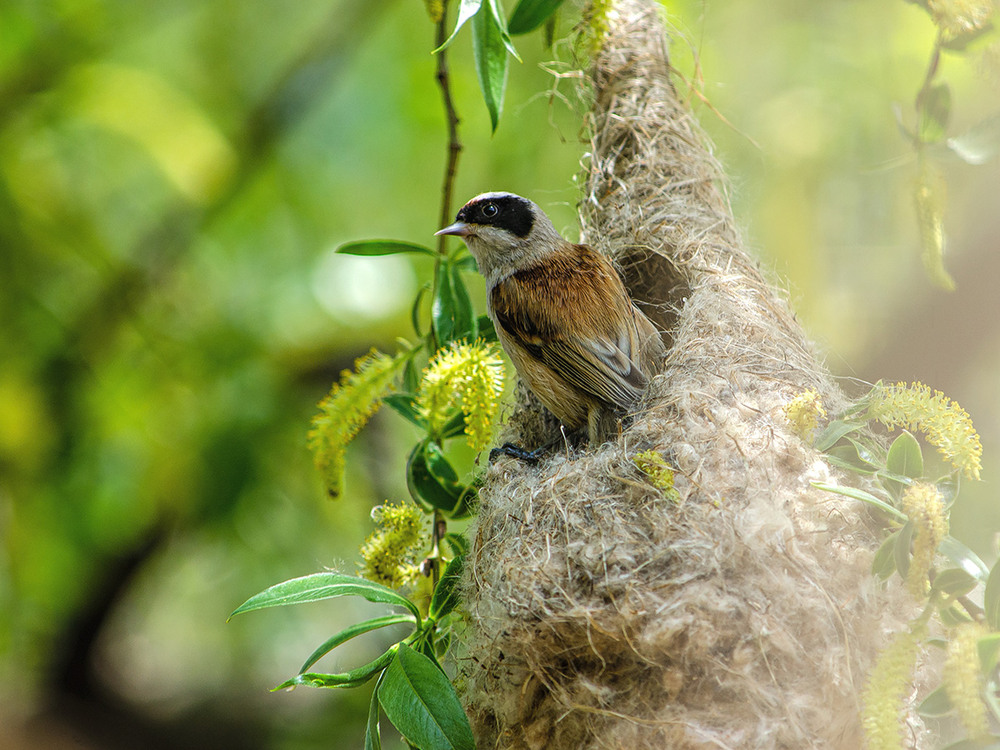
[443,532,469,557]
[940,535,990,581]
[894,521,913,579]
[448,263,477,340]
[813,419,863,452]
[432,262,458,344]
[230,572,420,621]
[917,685,953,717]
[366,672,385,750]
[406,442,464,514]
[872,530,901,580]
[382,393,425,428]
[299,614,416,674]
[433,0,484,53]
[275,648,396,691]
[411,283,430,338]
[978,632,1000,673]
[930,568,977,598]
[486,0,520,58]
[430,555,465,619]
[508,0,565,34]
[810,481,906,522]
[886,430,924,479]
[379,644,475,750]
[337,240,436,256]
[472,3,509,132]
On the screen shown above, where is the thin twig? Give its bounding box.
[435,0,463,255]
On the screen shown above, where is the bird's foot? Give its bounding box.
[489,443,542,465]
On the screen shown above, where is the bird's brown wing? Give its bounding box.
[490,262,649,409]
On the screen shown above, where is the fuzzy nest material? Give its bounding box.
[460,1,923,748]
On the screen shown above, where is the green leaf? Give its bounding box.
[930,568,977,598]
[810,481,905,522]
[338,240,436,256]
[404,357,421,395]
[449,263,477,341]
[406,442,470,516]
[940,535,990,581]
[872,530,900,580]
[813,419,863,452]
[276,648,396,691]
[432,262,455,344]
[918,82,951,144]
[486,0,520,58]
[917,685,953,717]
[508,0,565,34]
[443,532,469,557]
[453,254,479,272]
[230,572,420,622]
[299,614,417,674]
[472,2,509,133]
[440,410,470,439]
[366,673,385,750]
[379,644,475,750]
[477,314,498,343]
[430,555,465,619]
[984,556,1000,629]
[433,0,484,53]
[383,393,426,428]
[894,521,913,579]
[411,283,430,338]
[886,431,923,479]
[978,632,1000,673]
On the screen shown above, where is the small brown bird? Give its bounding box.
[437,191,665,448]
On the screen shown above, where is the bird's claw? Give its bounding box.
[489,442,542,465]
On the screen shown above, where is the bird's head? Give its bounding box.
[436,192,563,283]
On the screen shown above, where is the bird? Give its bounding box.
[436,191,665,451]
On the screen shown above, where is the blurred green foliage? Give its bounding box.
[1,0,997,748]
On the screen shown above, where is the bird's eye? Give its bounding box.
[481,203,498,218]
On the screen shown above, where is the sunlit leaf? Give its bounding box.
[230,572,420,621]
[378,644,475,750]
[337,240,436,256]
[275,648,396,691]
[813,419,863,452]
[299,613,416,674]
[486,0,520,58]
[472,3,510,132]
[810,481,905,522]
[433,0,484,53]
[508,0,566,34]
[940,535,990,581]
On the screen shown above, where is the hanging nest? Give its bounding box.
[460,0,926,747]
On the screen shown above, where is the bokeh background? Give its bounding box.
[1,0,997,748]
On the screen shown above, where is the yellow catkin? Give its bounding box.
[308,349,407,498]
[633,450,681,502]
[417,341,504,453]
[423,0,444,23]
[783,389,827,441]
[861,628,923,750]
[944,621,990,740]
[928,0,994,38]
[868,381,982,480]
[901,483,948,598]
[359,502,424,589]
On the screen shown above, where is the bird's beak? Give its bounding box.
[435,221,472,238]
